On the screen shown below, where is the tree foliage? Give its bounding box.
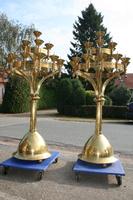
[109,84,131,106]
[57,78,73,106]
[38,80,58,110]
[56,78,86,113]
[66,3,112,75]
[2,76,30,113]
[0,12,35,65]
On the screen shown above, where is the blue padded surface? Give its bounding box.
[1,151,59,171]
[73,159,125,176]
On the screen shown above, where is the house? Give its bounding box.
[115,73,133,103]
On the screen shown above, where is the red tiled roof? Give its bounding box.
[115,73,133,89]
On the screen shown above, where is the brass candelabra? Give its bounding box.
[4,31,64,161]
[70,31,130,164]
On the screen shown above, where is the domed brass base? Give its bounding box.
[78,134,117,164]
[13,131,51,161]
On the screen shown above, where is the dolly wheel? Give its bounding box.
[37,171,44,181]
[75,173,80,182]
[116,175,122,186]
[3,167,9,175]
[53,158,58,164]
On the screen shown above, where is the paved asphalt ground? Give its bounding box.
[0,110,133,200]
[0,110,133,154]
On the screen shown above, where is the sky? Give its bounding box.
[0,0,132,72]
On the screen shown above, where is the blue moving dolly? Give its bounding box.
[0,151,59,181]
[73,159,125,186]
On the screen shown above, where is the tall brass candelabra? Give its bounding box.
[70,31,130,164]
[4,31,64,161]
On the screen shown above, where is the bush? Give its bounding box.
[2,76,30,113]
[57,78,73,105]
[86,90,95,105]
[71,79,83,90]
[60,105,127,119]
[104,95,112,106]
[56,78,87,113]
[71,87,86,106]
[109,84,131,105]
[86,90,112,106]
[56,78,73,113]
[38,86,57,110]
[103,105,127,118]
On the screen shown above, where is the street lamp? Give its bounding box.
[4,30,64,161]
[70,31,130,164]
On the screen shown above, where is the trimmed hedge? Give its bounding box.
[109,84,131,105]
[2,76,30,113]
[86,90,95,105]
[59,105,127,119]
[86,90,112,106]
[38,84,57,110]
[57,78,86,113]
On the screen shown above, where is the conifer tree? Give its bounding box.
[66,3,111,75]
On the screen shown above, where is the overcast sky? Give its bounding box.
[0,0,132,72]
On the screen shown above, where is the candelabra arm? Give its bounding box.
[13,69,31,84]
[36,70,59,95]
[102,72,120,95]
[76,71,98,94]
[29,70,59,133]
[76,70,103,135]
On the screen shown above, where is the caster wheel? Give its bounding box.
[3,166,9,175]
[37,171,44,181]
[116,175,122,186]
[53,158,58,164]
[75,173,80,182]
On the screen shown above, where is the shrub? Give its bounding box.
[109,84,131,105]
[60,105,127,119]
[38,86,57,110]
[70,79,86,106]
[57,78,73,104]
[104,95,112,106]
[72,87,86,106]
[2,76,30,113]
[56,78,73,113]
[103,105,127,119]
[71,79,83,90]
[86,91,112,106]
[86,90,95,105]
[56,78,87,113]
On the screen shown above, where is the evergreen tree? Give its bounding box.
[66,3,111,75]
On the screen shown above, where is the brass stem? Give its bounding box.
[95,70,103,135]
[29,95,40,133]
[95,98,102,135]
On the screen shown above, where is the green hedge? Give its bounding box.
[109,84,131,105]
[86,90,112,106]
[59,105,127,119]
[38,87,57,110]
[57,78,86,113]
[2,76,30,113]
[2,76,58,113]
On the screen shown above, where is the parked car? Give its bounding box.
[126,102,133,119]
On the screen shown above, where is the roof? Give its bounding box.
[0,77,8,84]
[115,73,133,89]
